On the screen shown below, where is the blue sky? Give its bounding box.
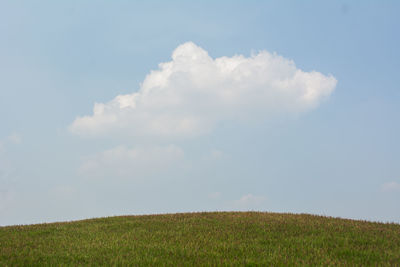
[1,1,399,226]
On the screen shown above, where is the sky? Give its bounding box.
[1,1,399,226]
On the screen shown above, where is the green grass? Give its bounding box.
[1,212,399,266]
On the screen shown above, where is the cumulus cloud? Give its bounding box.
[79,145,184,179]
[69,42,336,138]
[381,182,400,193]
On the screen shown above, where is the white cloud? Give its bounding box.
[0,133,22,147]
[232,194,267,211]
[202,149,226,161]
[50,186,77,199]
[7,133,22,145]
[79,145,184,179]
[381,182,400,193]
[0,137,13,181]
[0,190,15,212]
[69,42,336,138]
[208,191,222,199]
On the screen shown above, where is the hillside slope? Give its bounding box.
[1,212,399,265]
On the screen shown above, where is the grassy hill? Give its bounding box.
[1,212,399,266]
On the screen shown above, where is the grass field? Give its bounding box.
[1,212,399,266]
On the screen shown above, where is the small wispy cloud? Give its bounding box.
[202,149,226,162]
[7,133,22,145]
[381,182,400,193]
[0,190,15,212]
[79,145,184,180]
[50,186,77,199]
[208,192,222,200]
[0,133,21,182]
[232,194,267,211]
